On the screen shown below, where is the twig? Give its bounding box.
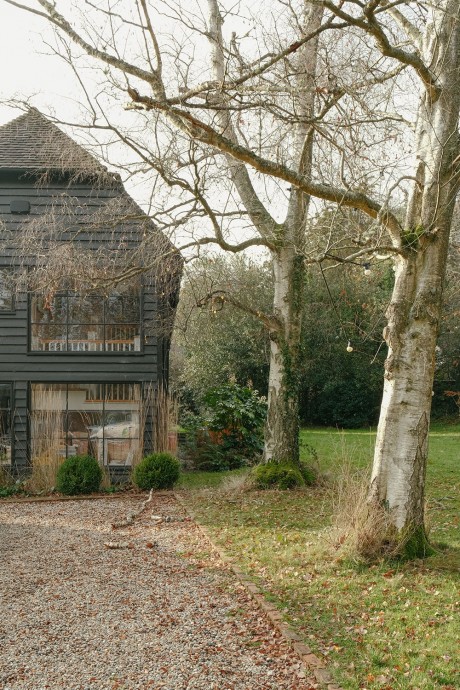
[111,488,154,529]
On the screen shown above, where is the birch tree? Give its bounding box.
[366,1,460,554]
[5,0,460,553]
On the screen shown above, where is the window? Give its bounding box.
[30,280,141,352]
[0,269,14,311]
[31,383,141,467]
[0,384,12,466]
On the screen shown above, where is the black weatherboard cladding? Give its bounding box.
[0,109,181,470]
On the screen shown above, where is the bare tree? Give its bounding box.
[5,0,460,554]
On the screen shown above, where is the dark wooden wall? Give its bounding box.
[0,173,171,472]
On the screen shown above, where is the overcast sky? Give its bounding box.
[0,3,160,213]
[0,3,83,125]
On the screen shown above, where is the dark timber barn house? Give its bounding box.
[0,109,180,481]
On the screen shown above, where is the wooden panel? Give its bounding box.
[12,381,28,472]
[0,171,178,473]
[0,364,157,378]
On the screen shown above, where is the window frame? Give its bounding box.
[0,382,13,467]
[28,282,144,355]
[29,382,142,467]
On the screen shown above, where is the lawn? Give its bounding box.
[178,423,460,690]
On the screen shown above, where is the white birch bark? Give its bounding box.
[206,0,323,463]
[370,1,460,546]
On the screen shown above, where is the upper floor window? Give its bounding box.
[30,279,141,352]
[0,269,14,311]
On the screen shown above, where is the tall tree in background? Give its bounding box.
[5,0,332,465]
[6,0,460,553]
[174,254,389,428]
[173,256,272,400]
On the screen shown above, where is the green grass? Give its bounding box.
[301,424,460,548]
[177,467,248,490]
[179,424,460,690]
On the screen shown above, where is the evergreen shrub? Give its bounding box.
[185,435,229,472]
[252,461,305,490]
[311,378,380,428]
[56,455,102,495]
[132,452,180,490]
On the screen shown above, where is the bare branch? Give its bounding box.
[126,92,402,241]
[138,0,163,76]
[4,0,166,94]
[197,290,281,332]
[379,0,423,48]
[323,1,440,101]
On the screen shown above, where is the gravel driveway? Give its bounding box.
[0,495,315,690]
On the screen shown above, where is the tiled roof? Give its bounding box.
[0,109,106,174]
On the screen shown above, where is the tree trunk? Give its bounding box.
[263,2,323,465]
[370,249,448,554]
[370,1,460,555]
[264,248,304,463]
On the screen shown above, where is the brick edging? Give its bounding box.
[174,492,343,690]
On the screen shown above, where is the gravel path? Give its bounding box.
[0,495,316,690]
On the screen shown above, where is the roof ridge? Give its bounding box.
[0,108,109,177]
